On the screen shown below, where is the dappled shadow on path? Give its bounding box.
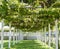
[10,40,49,49]
[3,40,53,49]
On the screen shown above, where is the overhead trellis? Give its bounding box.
[51,1,60,8]
[3,8,60,31]
[0,0,60,32]
[8,8,59,31]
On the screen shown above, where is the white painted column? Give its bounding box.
[16,29,18,43]
[18,31,20,41]
[9,23,11,48]
[55,20,59,49]
[17,30,19,41]
[48,24,51,48]
[44,27,46,44]
[13,30,15,45]
[41,28,43,42]
[18,30,20,40]
[1,19,4,49]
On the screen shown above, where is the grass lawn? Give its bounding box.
[3,40,54,49]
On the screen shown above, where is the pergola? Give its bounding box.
[0,0,60,49]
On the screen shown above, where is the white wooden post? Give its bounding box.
[48,24,51,48]
[42,28,43,42]
[55,20,59,49]
[44,27,46,44]
[18,30,20,40]
[18,31,20,41]
[1,19,4,49]
[9,23,11,48]
[13,30,15,45]
[16,29,17,43]
[17,30,19,41]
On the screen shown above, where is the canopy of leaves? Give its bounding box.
[0,0,60,32]
[13,8,60,31]
[47,0,57,7]
[51,1,60,8]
